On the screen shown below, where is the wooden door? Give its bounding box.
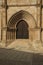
[16,20,29,39]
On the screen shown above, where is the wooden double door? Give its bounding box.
[16,20,29,39]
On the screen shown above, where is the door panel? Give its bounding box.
[16,20,29,39]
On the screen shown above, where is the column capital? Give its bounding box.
[2,26,7,30]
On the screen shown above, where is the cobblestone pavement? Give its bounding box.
[0,48,43,65]
[0,40,43,65]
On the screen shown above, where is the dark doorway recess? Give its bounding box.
[16,20,29,39]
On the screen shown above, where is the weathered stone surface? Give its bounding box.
[0,48,43,65]
[7,0,37,5]
[0,0,43,51]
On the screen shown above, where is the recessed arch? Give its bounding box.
[7,10,37,40]
[16,20,29,39]
[7,10,37,28]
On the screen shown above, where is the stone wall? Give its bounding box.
[0,0,43,46]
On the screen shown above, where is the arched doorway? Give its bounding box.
[7,10,36,41]
[16,20,29,39]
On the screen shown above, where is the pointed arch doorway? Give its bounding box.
[16,20,29,39]
[7,10,36,41]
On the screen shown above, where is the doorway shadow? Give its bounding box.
[0,48,43,65]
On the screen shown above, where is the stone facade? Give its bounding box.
[0,0,43,46]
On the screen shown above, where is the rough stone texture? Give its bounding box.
[7,0,37,5]
[42,9,43,28]
[0,10,1,41]
[0,0,43,47]
[0,48,43,65]
[0,1,43,65]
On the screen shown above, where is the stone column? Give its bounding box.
[12,26,16,40]
[0,10,1,41]
[2,9,7,46]
[29,28,40,41]
[42,31,43,42]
